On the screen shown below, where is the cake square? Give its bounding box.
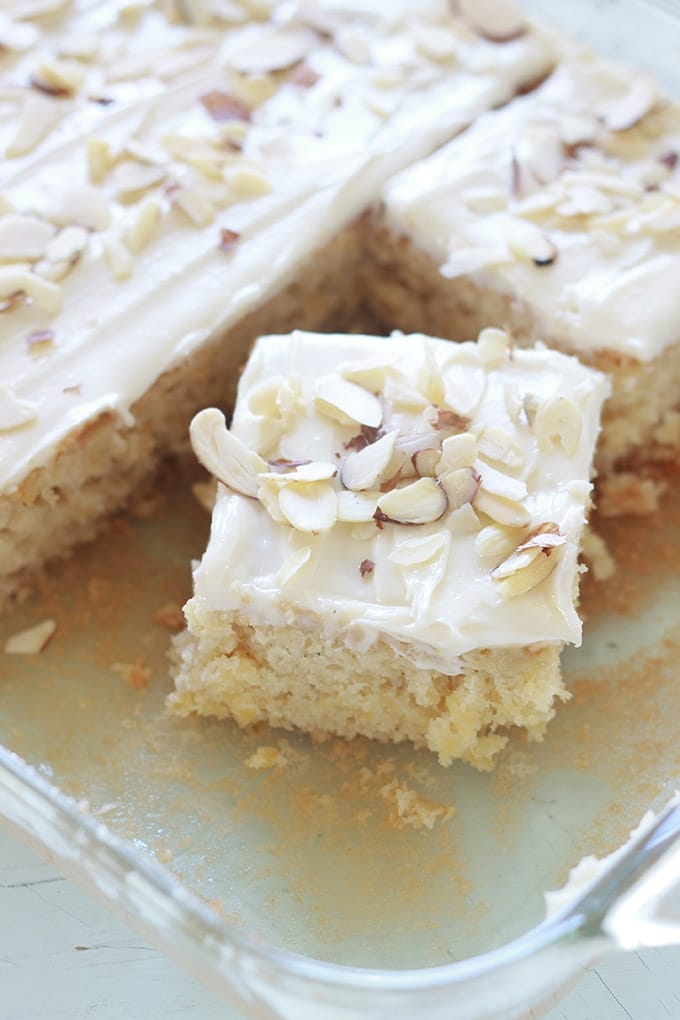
[170,328,609,769]
[369,51,680,473]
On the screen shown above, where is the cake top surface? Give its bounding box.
[383,50,680,363]
[191,329,609,666]
[0,0,554,490]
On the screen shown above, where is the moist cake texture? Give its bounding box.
[0,0,555,607]
[170,328,609,769]
[369,51,680,471]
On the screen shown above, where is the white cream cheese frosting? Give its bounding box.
[382,50,680,363]
[190,329,610,670]
[0,0,555,491]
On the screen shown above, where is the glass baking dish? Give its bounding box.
[1,1,680,1017]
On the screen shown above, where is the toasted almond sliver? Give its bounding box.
[5,619,56,654]
[125,197,161,253]
[7,94,61,158]
[46,225,88,265]
[278,481,337,533]
[102,234,133,281]
[476,461,527,502]
[475,523,525,560]
[388,533,447,567]
[314,374,382,429]
[339,358,389,392]
[376,477,448,525]
[340,430,396,491]
[190,408,266,497]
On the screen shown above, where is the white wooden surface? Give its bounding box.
[1,825,678,1020]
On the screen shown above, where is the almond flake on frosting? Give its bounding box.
[388,532,448,567]
[276,546,312,586]
[337,490,379,523]
[0,385,38,432]
[7,94,62,158]
[492,523,565,597]
[4,619,56,655]
[601,74,657,132]
[340,430,397,491]
[375,477,448,526]
[315,374,383,428]
[46,184,111,232]
[533,395,582,456]
[0,215,55,263]
[438,466,480,511]
[190,407,266,497]
[125,197,162,252]
[200,90,251,122]
[458,0,526,43]
[0,267,62,314]
[278,481,337,533]
[229,27,318,74]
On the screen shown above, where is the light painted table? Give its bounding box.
[1,825,678,1020]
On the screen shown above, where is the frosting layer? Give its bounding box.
[0,0,554,490]
[383,50,680,363]
[192,330,610,669]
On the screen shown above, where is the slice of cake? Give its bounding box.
[368,51,680,473]
[0,0,555,608]
[170,328,610,769]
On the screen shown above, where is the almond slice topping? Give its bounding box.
[492,523,565,597]
[278,481,337,533]
[388,533,447,567]
[340,430,396,491]
[0,385,38,432]
[438,467,480,511]
[314,374,382,428]
[459,0,526,42]
[0,215,55,263]
[258,461,337,485]
[437,432,478,474]
[190,408,266,497]
[336,490,380,523]
[375,478,448,526]
[533,395,582,456]
[601,74,656,132]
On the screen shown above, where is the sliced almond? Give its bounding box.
[190,408,266,497]
[336,490,379,523]
[413,23,458,62]
[46,184,111,232]
[533,395,582,456]
[258,461,337,484]
[314,374,382,429]
[257,479,286,523]
[170,183,215,227]
[102,234,133,281]
[476,461,527,502]
[0,267,62,314]
[475,523,525,561]
[601,74,656,132]
[473,489,530,528]
[459,0,526,42]
[230,27,317,74]
[388,533,447,567]
[492,527,564,597]
[4,619,56,654]
[477,327,510,366]
[339,357,389,392]
[200,90,251,122]
[412,447,441,478]
[278,481,337,533]
[276,547,311,586]
[340,430,396,491]
[437,432,478,474]
[125,196,161,252]
[46,225,88,265]
[438,467,480,511]
[225,163,271,200]
[0,215,55,263]
[7,94,61,158]
[112,160,166,201]
[507,221,557,267]
[0,384,38,432]
[375,478,448,526]
[443,363,486,416]
[417,343,445,405]
[477,425,524,471]
[33,58,85,95]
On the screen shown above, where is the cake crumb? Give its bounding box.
[111,658,152,690]
[598,472,666,517]
[153,602,185,632]
[246,745,288,770]
[4,618,57,655]
[580,526,615,581]
[379,778,455,830]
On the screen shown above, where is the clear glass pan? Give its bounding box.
[1,1,680,1017]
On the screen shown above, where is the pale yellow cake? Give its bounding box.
[170,328,609,769]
